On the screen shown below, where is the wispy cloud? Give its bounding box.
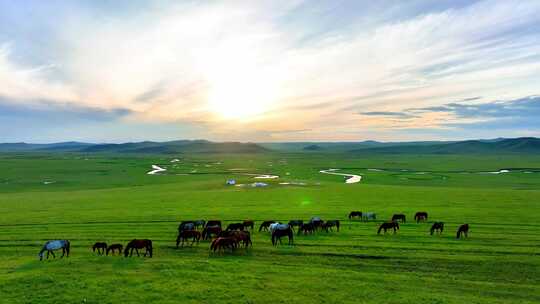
[1,0,539,141]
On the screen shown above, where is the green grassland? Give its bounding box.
[0,152,539,303]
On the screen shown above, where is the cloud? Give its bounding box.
[1,0,540,141]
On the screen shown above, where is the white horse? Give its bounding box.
[269,223,289,233]
[362,212,376,221]
[39,240,70,261]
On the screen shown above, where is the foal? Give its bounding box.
[456,224,470,239]
[92,242,107,255]
[106,244,123,255]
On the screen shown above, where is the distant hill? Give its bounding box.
[350,137,540,154]
[1,137,538,154]
[0,140,267,154]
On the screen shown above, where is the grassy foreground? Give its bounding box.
[0,153,539,303]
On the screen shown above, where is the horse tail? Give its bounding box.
[65,240,70,257]
[147,240,153,258]
[456,229,461,239]
[271,232,276,246]
[124,242,131,257]
[336,221,340,232]
[377,225,383,234]
[430,225,434,235]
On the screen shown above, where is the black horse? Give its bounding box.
[297,222,315,235]
[378,222,399,234]
[310,217,324,230]
[271,226,294,246]
[391,214,406,223]
[226,223,245,231]
[348,211,362,219]
[456,224,469,239]
[92,242,107,255]
[322,220,340,232]
[430,222,444,235]
[414,212,428,223]
[259,220,276,232]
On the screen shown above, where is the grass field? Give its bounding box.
[0,152,539,303]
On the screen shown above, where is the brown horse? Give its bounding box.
[348,211,362,219]
[414,212,428,223]
[456,224,469,239]
[430,222,444,235]
[220,230,252,248]
[124,239,153,258]
[210,237,238,252]
[202,226,222,240]
[392,214,406,223]
[176,230,202,247]
[106,244,123,255]
[322,220,340,232]
[378,221,399,234]
[243,220,255,230]
[259,220,276,232]
[92,242,107,255]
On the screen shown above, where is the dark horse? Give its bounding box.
[226,223,245,231]
[456,224,469,239]
[106,244,123,255]
[271,226,294,246]
[378,222,400,234]
[392,214,406,223]
[298,222,315,235]
[348,211,362,219]
[288,220,303,230]
[430,222,444,235]
[176,230,202,247]
[39,240,70,261]
[205,220,222,228]
[414,212,428,223]
[124,239,153,258]
[322,220,340,232]
[92,242,107,255]
[193,220,206,229]
[243,220,255,230]
[259,220,276,232]
[202,225,222,240]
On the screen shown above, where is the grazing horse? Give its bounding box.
[362,212,376,222]
[392,214,406,223]
[203,225,222,240]
[322,220,340,232]
[124,239,153,258]
[205,220,222,228]
[378,222,399,234]
[298,222,315,235]
[243,220,255,230]
[92,242,107,255]
[288,220,303,230]
[193,220,206,229]
[430,222,444,235]
[178,221,195,232]
[259,220,276,232]
[348,211,362,219]
[106,244,123,255]
[176,230,202,247]
[310,217,324,230]
[271,226,294,246]
[38,240,70,261]
[222,230,252,248]
[210,237,238,252]
[456,224,469,239]
[226,223,245,231]
[414,212,428,223]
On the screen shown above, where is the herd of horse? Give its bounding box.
[37,211,470,260]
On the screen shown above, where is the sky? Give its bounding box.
[0,0,539,143]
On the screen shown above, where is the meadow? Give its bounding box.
[0,152,539,303]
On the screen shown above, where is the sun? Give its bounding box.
[207,69,279,120]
